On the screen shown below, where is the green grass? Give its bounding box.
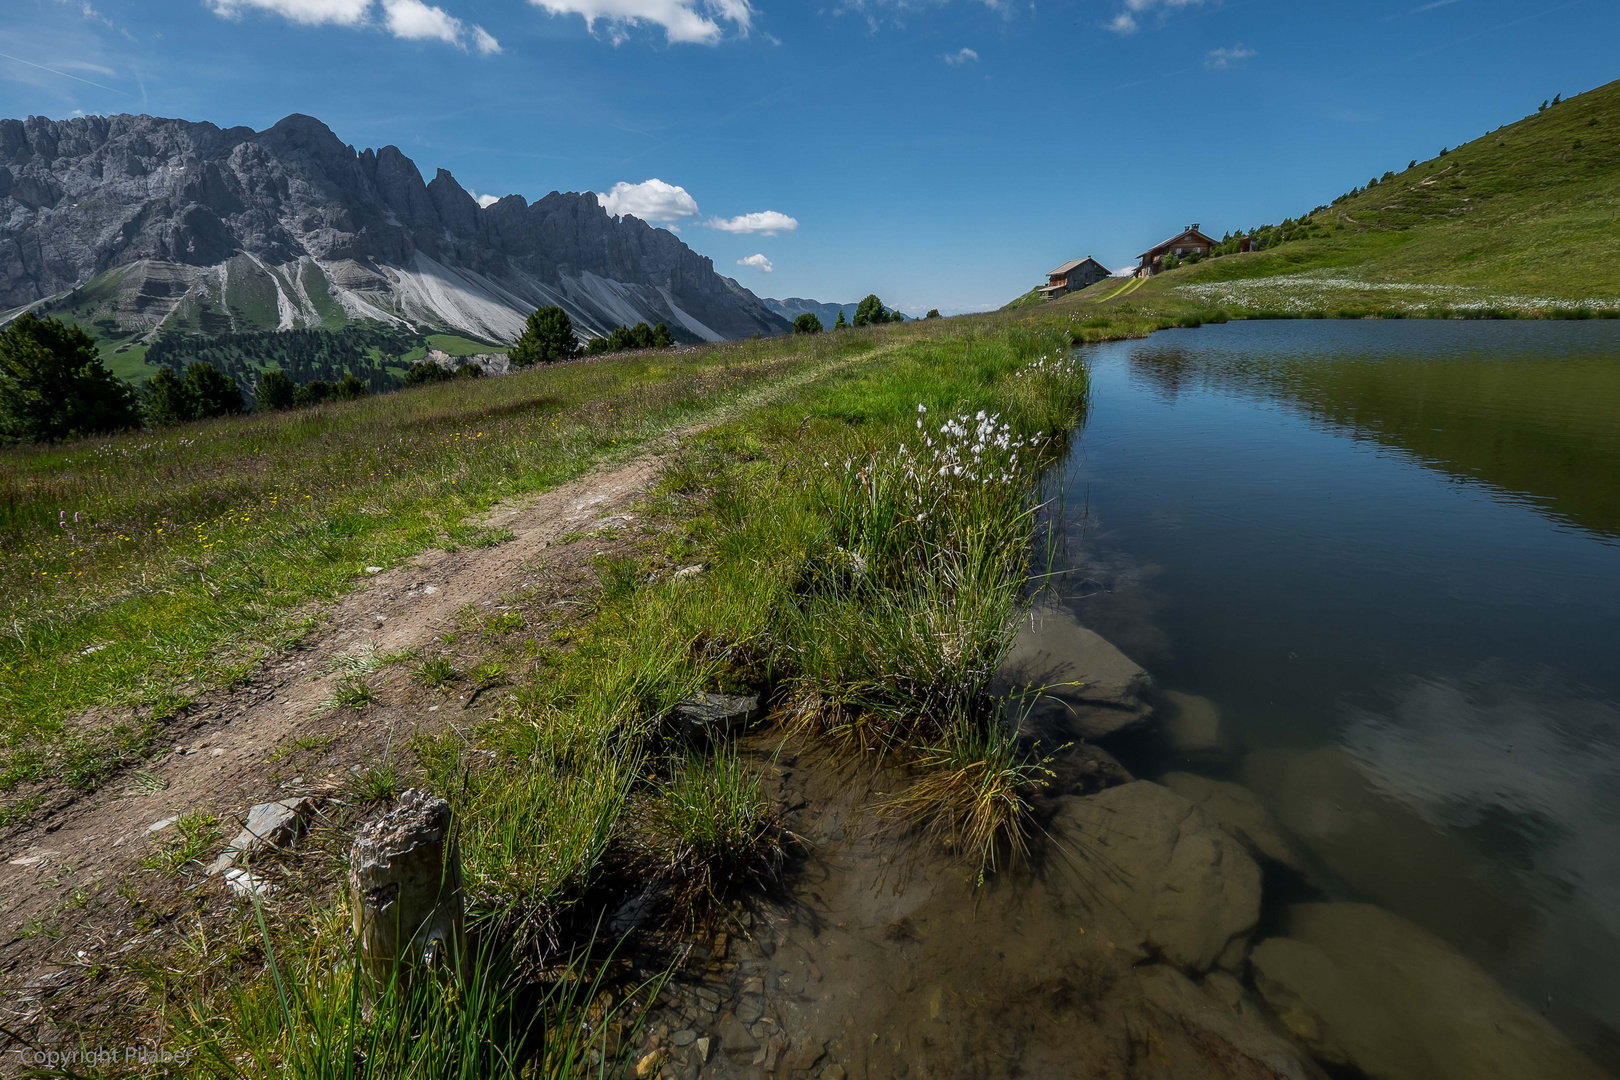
[1048,78,1620,318]
[140,811,220,874]
[0,331,889,806]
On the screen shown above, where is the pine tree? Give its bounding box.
[184,361,243,419]
[0,313,140,443]
[833,309,848,329]
[509,306,581,366]
[652,322,675,348]
[853,294,887,327]
[793,313,823,334]
[255,369,298,410]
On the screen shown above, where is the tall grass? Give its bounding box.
[178,899,654,1079]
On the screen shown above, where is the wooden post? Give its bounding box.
[350,788,465,988]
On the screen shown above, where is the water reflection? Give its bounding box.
[1055,319,1620,1070]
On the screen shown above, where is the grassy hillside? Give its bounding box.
[1047,79,1620,317]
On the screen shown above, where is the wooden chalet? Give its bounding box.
[1137,224,1218,276]
[1038,256,1112,300]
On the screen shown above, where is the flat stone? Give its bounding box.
[671,1029,695,1047]
[1156,690,1224,754]
[146,816,179,834]
[1252,902,1608,1080]
[1160,772,1303,870]
[205,797,319,876]
[734,994,763,1023]
[717,1013,757,1055]
[670,693,762,740]
[1050,781,1261,975]
[996,605,1154,739]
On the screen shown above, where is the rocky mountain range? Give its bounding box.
[0,112,791,346]
[762,297,907,326]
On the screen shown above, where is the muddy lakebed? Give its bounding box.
[632,320,1620,1079]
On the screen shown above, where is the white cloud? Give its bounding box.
[1105,0,1207,35]
[210,0,498,51]
[209,0,373,26]
[705,210,798,235]
[476,193,502,208]
[598,178,702,221]
[383,0,461,43]
[1204,44,1254,70]
[526,0,752,45]
[943,47,978,65]
[737,253,773,273]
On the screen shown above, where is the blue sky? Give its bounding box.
[2,0,1616,313]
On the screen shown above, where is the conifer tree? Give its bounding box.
[509,306,581,366]
[0,313,140,443]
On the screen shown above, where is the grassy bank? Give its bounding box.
[1028,78,1620,320]
[0,331,887,820]
[0,306,1123,1074]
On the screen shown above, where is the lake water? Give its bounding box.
[1054,318,1620,1069]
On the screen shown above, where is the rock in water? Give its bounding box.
[1156,690,1225,754]
[1134,964,1328,1080]
[997,606,1154,739]
[350,789,465,985]
[1050,781,1262,975]
[1251,902,1608,1080]
[1160,772,1304,871]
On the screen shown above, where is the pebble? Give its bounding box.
[694,1037,710,1063]
[672,1030,695,1047]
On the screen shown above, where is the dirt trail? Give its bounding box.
[0,343,899,1049]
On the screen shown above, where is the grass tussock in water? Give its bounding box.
[636,745,785,918]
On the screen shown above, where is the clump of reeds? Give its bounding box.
[638,745,783,917]
[878,716,1058,883]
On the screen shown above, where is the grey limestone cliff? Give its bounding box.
[0,112,790,344]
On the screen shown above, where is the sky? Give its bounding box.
[2,0,1616,314]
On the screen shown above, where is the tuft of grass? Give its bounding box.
[469,660,508,687]
[416,655,460,687]
[880,717,1058,883]
[140,811,220,874]
[347,761,403,804]
[485,611,526,637]
[327,675,375,710]
[594,555,643,603]
[640,746,783,916]
[174,898,658,1080]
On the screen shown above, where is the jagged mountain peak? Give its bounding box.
[0,111,790,345]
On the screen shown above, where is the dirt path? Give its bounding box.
[0,343,903,1056]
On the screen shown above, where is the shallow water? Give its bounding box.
[1052,319,1620,1068]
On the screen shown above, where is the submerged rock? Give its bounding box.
[1160,772,1304,871]
[1050,781,1262,975]
[1251,902,1608,1080]
[998,606,1154,739]
[1135,964,1327,1080]
[1156,690,1226,755]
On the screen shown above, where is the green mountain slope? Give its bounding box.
[1071,79,1620,314]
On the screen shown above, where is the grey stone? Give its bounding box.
[671,1029,695,1047]
[1160,772,1303,870]
[693,1036,710,1063]
[1155,690,1224,754]
[734,994,764,1023]
[205,796,319,876]
[0,114,793,342]
[670,693,762,740]
[1135,965,1326,1080]
[1050,781,1261,975]
[996,605,1154,739]
[1251,903,1608,1080]
[717,1013,757,1055]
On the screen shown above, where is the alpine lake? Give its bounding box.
[643,318,1620,1080]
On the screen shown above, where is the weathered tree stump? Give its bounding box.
[350,789,465,988]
